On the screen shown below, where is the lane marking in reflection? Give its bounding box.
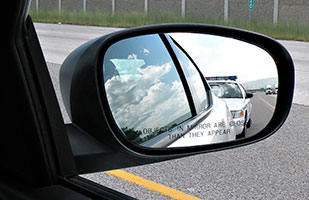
[105,169,202,200]
[258,95,275,110]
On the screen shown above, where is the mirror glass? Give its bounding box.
[102,33,278,149]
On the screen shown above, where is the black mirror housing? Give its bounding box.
[60,23,294,173]
[246,93,254,98]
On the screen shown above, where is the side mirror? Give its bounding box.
[246,93,254,98]
[60,24,294,172]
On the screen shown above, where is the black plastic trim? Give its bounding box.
[22,16,77,179]
[60,176,135,200]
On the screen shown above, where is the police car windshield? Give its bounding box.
[209,82,243,98]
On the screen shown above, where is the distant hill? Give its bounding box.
[242,77,278,90]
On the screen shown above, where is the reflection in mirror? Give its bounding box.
[103,33,278,149]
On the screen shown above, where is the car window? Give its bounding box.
[209,84,224,97]
[103,34,192,144]
[209,82,243,98]
[167,35,209,113]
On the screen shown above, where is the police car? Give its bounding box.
[265,84,273,95]
[207,76,253,138]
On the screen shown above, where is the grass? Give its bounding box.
[29,10,309,41]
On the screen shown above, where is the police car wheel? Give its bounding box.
[238,114,247,138]
[246,118,252,128]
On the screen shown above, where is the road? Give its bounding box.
[246,92,276,137]
[35,23,309,200]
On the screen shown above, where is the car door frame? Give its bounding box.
[1,1,137,199]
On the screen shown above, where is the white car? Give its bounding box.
[265,84,273,95]
[207,76,253,138]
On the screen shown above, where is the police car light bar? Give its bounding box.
[206,76,238,81]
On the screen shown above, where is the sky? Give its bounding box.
[170,33,278,83]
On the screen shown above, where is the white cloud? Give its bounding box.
[127,53,137,59]
[105,62,191,133]
[143,48,150,55]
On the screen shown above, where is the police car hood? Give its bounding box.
[221,98,244,111]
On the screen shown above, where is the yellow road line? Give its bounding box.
[105,169,202,200]
[258,95,275,110]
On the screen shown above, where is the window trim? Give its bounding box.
[158,33,197,116]
[166,34,213,112]
[239,83,249,99]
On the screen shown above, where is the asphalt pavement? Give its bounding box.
[36,23,309,200]
[246,92,276,137]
